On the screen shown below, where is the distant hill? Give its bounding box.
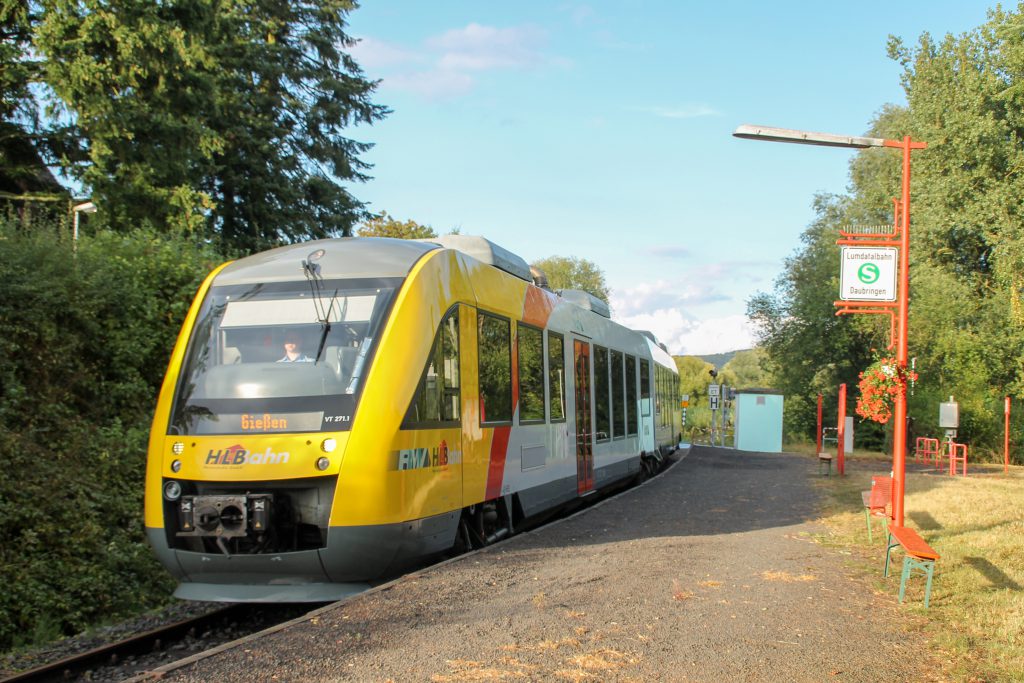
[697,349,750,369]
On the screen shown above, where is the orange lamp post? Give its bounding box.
[816,393,823,455]
[837,383,847,476]
[733,125,927,527]
[1005,396,1011,476]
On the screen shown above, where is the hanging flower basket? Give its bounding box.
[856,355,917,424]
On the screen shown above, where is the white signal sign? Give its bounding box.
[840,247,898,301]
[708,384,720,397]
[710,396,720,410]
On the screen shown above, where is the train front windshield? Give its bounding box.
[169,278,400,435]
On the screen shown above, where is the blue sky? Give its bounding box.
[345,1,991,355]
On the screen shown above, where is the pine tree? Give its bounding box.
[36,0,387,249]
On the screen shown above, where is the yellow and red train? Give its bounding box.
[145,236,681,601]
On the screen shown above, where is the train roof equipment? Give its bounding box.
[416,234,533,282]
[558,289,611,319]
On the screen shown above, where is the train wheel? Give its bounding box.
[454,500,513,552]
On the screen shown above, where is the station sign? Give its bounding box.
[710,396,720,410]
[839,246,898,301]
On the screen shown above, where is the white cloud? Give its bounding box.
[355,24,556,99]
[429,23,546,71]
[610,274,756,355]
[611,279,727,318]
[349,37,421,69]
[673,315,757,355]
[384,70,476,99]
[614,308,755,356]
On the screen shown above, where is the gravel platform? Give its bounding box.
[149,446,942,682]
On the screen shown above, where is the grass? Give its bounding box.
[806,443,1024,681]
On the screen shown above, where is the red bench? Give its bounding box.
[861,475,892,543]
[884,524,940,608]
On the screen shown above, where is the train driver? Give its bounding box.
[277,331,313,363]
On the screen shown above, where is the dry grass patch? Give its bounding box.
[555,648,637,681]
[671,578,694,600]
[536,637,582,651]
[431,659,529,681]
[761,570,817,582]
[814,454,1024,681]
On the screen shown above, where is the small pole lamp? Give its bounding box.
[733,125,927,526]
[72,200,97,248]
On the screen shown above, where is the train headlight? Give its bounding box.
[316,457,330,471]
[171,459,182,473]
[172,441,185,455]
[163,480,183,501]
[320,438,337,453]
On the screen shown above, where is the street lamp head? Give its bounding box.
[73,201,97,214]
[733,124,887,149]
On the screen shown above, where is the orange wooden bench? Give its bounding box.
[884,524,940,608]
[861,475,891,543]
[817,451,833,476]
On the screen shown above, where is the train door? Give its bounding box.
[573,338,594,494]
[639,358,654,454]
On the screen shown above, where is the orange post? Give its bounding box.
[816,393,823,455]
[1005,396,1011,476]
[837,384,846,476]
[882,135,926,527]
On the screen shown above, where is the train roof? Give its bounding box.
[214,237,439,285]
[559,289,611,319]
[214,238,666,351]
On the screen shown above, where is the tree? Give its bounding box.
[0,0,76,212]
[532,255,610,303]
[722,348,772,389]
[674,356,713,400]
[747,8,1024,454]
[747,193,882,444]
[36,0,388,249]
[357,211,437,239]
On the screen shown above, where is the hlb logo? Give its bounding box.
[205,444,290,466]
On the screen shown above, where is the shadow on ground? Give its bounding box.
[515,445,823,550]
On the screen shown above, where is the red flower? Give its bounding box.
[855,355,915,424]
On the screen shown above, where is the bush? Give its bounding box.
[0,220,222,650]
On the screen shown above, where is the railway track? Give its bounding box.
[0,603,319,683]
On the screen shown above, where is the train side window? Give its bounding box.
[518,323,545,424]
[404,308,460,427]
[611,350,625,439]
[547,332,565,422]
[626,354,637,435]
[594,345,610,441]
[479,312,512,423]
[640,359,651,417]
